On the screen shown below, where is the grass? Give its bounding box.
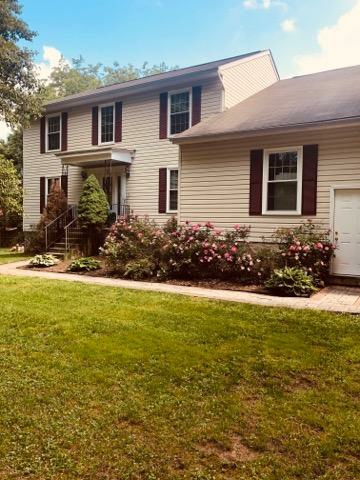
[0,247,29,264]
[0,276,359,480]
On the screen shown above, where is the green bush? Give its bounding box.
[29,254,59,268]
[274,220,336,286]
[265,267,317,297]
[67,257,101,272]
[123,258,156,280]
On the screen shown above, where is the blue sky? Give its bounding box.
[1,0,360,139]
[20,0,359,77]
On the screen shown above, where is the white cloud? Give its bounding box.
[281,19,296,32]
[295,0,360,74]
[243,0,287,10]
[0,122,12,141]
[0,46,68,140]
[35,46,68,82]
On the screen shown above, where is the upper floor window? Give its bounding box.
[262,147,303,214]
[46,115,61,151]
[169,91,191,135]
[99,104,115,144]
[167,168,178,212]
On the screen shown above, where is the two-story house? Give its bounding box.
[23,50,279,234]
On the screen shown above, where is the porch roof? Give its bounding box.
[55,146,133,169]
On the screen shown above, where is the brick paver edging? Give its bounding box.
[0,260,359,314]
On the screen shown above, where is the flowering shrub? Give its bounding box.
[274,220,336,286]
[100,215,166,278]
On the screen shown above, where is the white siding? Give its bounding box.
[220,53,278,109]
[23,78,223,230]
[179,126,360,241]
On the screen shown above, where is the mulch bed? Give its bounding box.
[22,258,267,294]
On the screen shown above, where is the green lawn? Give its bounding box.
[0,247,29,264]
[0,276,359,480]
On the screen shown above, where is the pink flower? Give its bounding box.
[230,246,237,253]
[315,242,323,250]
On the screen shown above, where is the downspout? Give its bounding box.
[217,68,226,112]
[177,144,182,226]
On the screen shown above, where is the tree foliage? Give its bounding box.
[0,0,43,128]
[0,155,22,228]
[0,128,23,172]
[78,175,108,231]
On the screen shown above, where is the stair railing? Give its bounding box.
[45,204,77,251]
[64,214,80,253]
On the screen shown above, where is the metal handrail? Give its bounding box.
[64,215,80,252]
[45,204,77,251]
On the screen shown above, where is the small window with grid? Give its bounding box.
[100,105,114,143]
[47,116,61,151]
[169,92,190,135]
[168,169,178,212]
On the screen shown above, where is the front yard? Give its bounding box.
[0,247,28,264]
[0,276,359,479]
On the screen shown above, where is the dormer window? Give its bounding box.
[169,90,191,135]
[46,114,61,151]
[99,104,115,144]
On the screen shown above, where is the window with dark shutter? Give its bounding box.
[158,168,167,213]
[61,174,68,198]
[249,150,263,215]
[302,144,318,216]
[192,86,202,126]
[159,93,168,139]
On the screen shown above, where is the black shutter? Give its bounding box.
[40,177,45,213]
[92,106,98,145]
[158,168,167,213]
[40,117,46,153]
[159,93,168,139]
[249,149,263,215]
[61,112,68,151]
[302,144,318,216]
[115,101,122,142]
[192,86,202,126]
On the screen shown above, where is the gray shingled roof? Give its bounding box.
[173,64,360,142]
[46,50,263,108]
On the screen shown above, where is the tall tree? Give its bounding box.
[0,0,43,128]
[0,156,22,229]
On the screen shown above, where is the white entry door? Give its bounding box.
[333,188,360,276]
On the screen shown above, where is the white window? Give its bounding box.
[46,114,61,151]
[262,147,303,214]
[46,177,61,204]
[167,168,178,212]
[99,104,115,144]
[168,90,191,136]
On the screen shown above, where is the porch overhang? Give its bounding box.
[55,146,133,169]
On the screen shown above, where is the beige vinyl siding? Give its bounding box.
[220,53,278,109]
[23,123,83,230]
[23,78,223,230]
[179,125,360,241]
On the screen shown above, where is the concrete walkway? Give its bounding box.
[1,260,360,314]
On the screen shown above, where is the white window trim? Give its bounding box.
[166,167,178,213]
[98,102,115,145]
[167,88,192,138]
[262,146,303,215]
[46,113,62,153]
[45,176,61,205]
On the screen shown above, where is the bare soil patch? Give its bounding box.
[199,435,259,463]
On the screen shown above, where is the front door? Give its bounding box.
[333,188,360,276]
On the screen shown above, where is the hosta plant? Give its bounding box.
[265,267,317,297]
[68,257,101,272]
[29,254,59,268]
